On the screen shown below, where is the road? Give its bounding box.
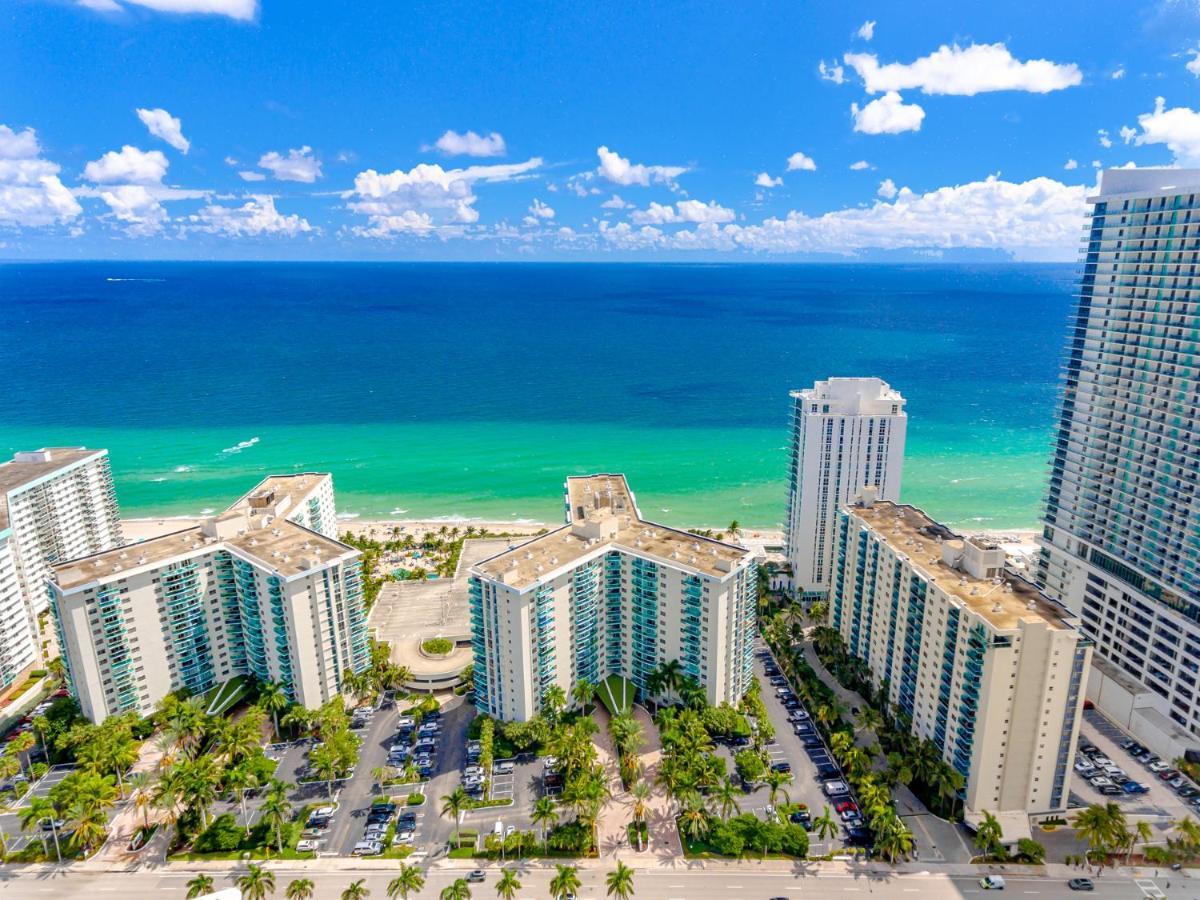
[0,865,1176,899]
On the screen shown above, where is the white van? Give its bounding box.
[979,875,1006,890]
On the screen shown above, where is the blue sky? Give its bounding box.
[4,0,1200,260]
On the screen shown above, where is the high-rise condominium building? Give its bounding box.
[0,448,122,693]
[49,474,369,723]
[785,378,907,598]
[468,475,757,722]
[1038,169,1200,747]
[831,492,1091,828]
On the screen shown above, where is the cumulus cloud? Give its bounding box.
[431,130,506,157]
[856,20,875,40]
[1098,129,1113,149]
[1119,126,1136,144]
[84,0,257,19]
[257,146,322,182]
[1128,97,1200,165]
[849,160,872,170]
[1111,67,1125,80]
[83,145,169,184]
[755,172,783,188]
[522,197,555,225]
[601,194,631,209]
[630,199,734,225]
[238,170,266,182]
[345,157,542,238]
[136,107,190,153]
[0,125,82,228]
[819,61,846,84]
[595,146,687,187]
[1064,158,1078,170]
[786,151,817,172]
[877,178,898,199]
[851,92,925,134]
[845,43,1081,95]
[188,195,311,236]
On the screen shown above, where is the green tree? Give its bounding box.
[763,769,791,807]
[532,795,559,851]
[712,776,741,820]
[258,680,289,739]
[550,865,581,900]
[387,864,426,900]
[341,879,370,900]
[260,779,293,852]
[237,863,276,900]
[1016,838,1046,864]
[974,810,1004,860]
[441,787,471,848]
[573,678,595,712]
[187,874,214,899]
[542,685,567,725]
[439,880,472,900]
[286,879,315,900]
[606,860,635,900]
[20,796,62,861]
[495,868,521,900]
[812,805,838,842]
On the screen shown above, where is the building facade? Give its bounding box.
[49,476,369,723]
[785,378,907,599]
[1038,168,1200,744]
[468,475,757,722]
[0,448,123,693]
[831,493,1091,823]
[229,473,339,539]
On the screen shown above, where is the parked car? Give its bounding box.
[1159,769,1181,781]
[352,840,382,856]
[1123,781,1149,794]
[1149,761,1169,773]
[494,761,515,775]
[823,780,851,797]
[1099,785,1123,796]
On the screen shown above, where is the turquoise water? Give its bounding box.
[0,262,1072,530]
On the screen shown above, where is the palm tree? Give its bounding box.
[8,732,35,777]
[812,805,838,842]
[712,776,740,820]
[387,864,426,900]
[495,868,521,900]
[237,863,276,900]
[341,880,370,900]
[680,804,710,842]
[974,810,1004,860]
[187,874,215,899]
[1127,820,1155,864]
[286,879,315,900]
[573,678,595,712]
[763,769,791,807]
[550,865,581,900]
[128,771,154,829]
[439,880,472,900]
[258,680,289,739]
[21,796,61,862]
[1072,803,1122,866]
[227,765,262,835]
[656,659,684,701]
[606,861,635,900]
[532,795,559,851]
[442,787,471,848]
[875,814,915,862]
[260,779,293,851]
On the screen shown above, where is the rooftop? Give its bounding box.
[790,377,906,416]
[53,512,353,592]
[472,474,751,589]
[0,448,106,532]
[227,473,329,520]
[846,499,1073,632]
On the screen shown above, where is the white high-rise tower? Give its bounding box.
[785,377,907,598]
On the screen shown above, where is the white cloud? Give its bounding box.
[595,146,687,187]
[1188,49,1200,77]
[1111,67,1126,80]
[136,107,190,153]
[1064,158,1078,170]
[877,178,898,199]
[238,170,266,182]
[0,125,82,228]
[528,198,555,219]
[1098,129,1113,149]
[345,157,542,238]
[856,20,875,40]
[786,151,817,172]
[818,61,846,84]
[189,195,312,236]
[844,43,1081,96]
[1119,125,1137,145]
[1128,96,1200,165]
[601,194,630,209]
[849,160,872,170]
[851,92,925,134]
[92,184,169,235]
[83,145,169,184]
[630,199,734,225]
[755,172,782,188]
[432,130,506,157]
[257,146,322,182]
[91,0,257,19]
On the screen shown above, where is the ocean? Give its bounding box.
[0,262,1073,531]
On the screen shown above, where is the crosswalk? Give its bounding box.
[1135,878,1166,898]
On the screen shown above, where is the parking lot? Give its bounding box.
[0,763,131,855]
[1072,709,1200,825]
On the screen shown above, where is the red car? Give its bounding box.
[834,799,858,814]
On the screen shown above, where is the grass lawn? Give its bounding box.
[597,674,635,716]
[204,675,251,716]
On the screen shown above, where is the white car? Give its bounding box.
[393,831,414,846]
[397,716,416,728]
[1089,776,1114,788]
[296,839,320,852]
[1150,761,1170,773]
[823,780,851,796]
[352,840,382,856]
[1074,761,1095,774]
[543,756,558,770]
[493,761,514,775]
[313,805,337,818]
[464,765,484,778]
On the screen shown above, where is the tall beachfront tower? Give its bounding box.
[832,492,1091,829]
[49,474,369,723]
[785,378,907,599]
[468,475,757,722]
[1038,168,1200,747]
[0,448,123,693]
